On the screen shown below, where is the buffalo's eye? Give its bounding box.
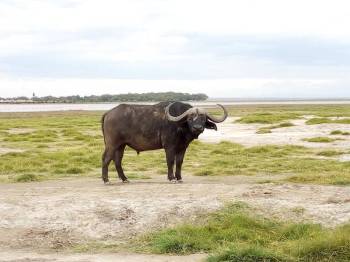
[188,114,196,120]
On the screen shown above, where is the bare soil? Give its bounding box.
[7,128,36,134]
[0,251,205,262]
[0,175,349,261]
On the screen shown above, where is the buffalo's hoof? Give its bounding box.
[176,180,183,183]
[122,180,130,183]
[104,181,112,185]
[170,180,177,184]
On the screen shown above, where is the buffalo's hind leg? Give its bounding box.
[165,148,176,181]
[114,144,128,182]
[102,147,115,183]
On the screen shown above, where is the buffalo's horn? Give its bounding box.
[206,104,228,123]
[165,103,196,122]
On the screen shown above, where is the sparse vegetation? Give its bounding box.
[236,113,299,124]
[219,104,350,118]
[1,110,350,185]
[257,122,294,134]
[256,128,272,134]
[303,137,339,143]
[317,150,344,157]
[330,130,350,136]
[306,118,350,125]
[137,202,350,261]
[14,173,41,182]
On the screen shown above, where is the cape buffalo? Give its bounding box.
[101,101,228,183]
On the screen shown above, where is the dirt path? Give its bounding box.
[0,175,350,261]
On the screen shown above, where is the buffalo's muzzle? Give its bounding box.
[193,125,204,132]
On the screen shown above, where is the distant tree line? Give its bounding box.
[0,92,208,103]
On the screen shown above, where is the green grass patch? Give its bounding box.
[14,173,41,182]
[257,122,294,134]
[138,203,350,261]
[237,113,299,124]
[303,137,338,143]
[317,150,344,157]
[278,122,294,128]
[208,246,288,262]
[306,118,350,125]
[256,128,272,134]
[330,130,350,136]
[331,130,343,135]
[189,142,350,185]
[286,173,350,185]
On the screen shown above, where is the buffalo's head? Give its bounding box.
[165,103,228,136]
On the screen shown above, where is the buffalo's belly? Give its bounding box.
[127,143,163,152]
[125,136,162,152]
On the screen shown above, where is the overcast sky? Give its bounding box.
[1,0,350,98]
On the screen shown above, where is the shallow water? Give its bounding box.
[1,100,350,112]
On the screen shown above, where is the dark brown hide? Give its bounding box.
[101,102,226,183]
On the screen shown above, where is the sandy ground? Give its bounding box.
[200,116,350,149]
[0,175,350,261]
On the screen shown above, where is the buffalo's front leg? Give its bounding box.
[165,148,175,181]
[175,149,186,182]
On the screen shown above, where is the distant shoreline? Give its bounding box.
[1,100,350,113]
[1,98,350,105]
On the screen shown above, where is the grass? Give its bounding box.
[257,122,294,134]
[137,202,350,261]
[1,107,350,185]
[330,130,350,136]
[306,118,350,125]
[256,128,272,134]
[303,137,339,143]
[14,173,41,182]
[317,150,344,157]
[187,142,350,185]
[236,113,299,124]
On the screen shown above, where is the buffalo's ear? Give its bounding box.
[205,121,217,131]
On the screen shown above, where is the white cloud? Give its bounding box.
[0,0,349,97]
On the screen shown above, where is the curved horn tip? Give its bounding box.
[206,104,228,123]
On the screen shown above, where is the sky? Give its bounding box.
[0,0,350,99]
